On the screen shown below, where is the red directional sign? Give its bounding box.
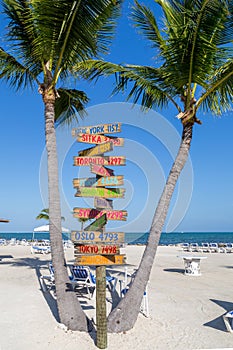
[77,133,124,146]
[74,156,126,166]
[90,164,114,177]
[73,207,127,221]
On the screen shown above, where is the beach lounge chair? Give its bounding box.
[181,243,189,252]
[31,244,51,254]
[189,243,201,252]
[201,243,210,253]
[225,243,233,253]
[69,265,117,299]
[40,263,55,292]
[120,269,149,317]
[223,310,233,333]
[209,242,220,253]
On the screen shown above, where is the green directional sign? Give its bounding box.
[85,213,107,231]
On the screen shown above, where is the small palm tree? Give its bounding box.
[0,0,121,331]
[78,217,90,231]
[78,0,233,332]
[36,208,65,221]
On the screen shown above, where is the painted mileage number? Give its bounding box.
[71,231,125,243]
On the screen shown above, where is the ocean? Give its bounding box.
[0,231,233,245]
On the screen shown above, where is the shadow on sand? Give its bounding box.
[203,299,233,333]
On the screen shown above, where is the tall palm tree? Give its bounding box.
[77,0,233,332]
[0,0,121,331]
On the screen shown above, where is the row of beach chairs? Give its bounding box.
[181,242,233,253]
[40,263,149,317]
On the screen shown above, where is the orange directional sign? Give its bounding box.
[73,175,124,188]
[90,164,114,177]
[73,208,127,221]
[71,231,125,243]
[75,187,125,198]
[74,254,126,266]
[74,156,126,166]
[77,133,124,146]
[72,123,121,136]
[78,142,113,157]
[74,244,120,255]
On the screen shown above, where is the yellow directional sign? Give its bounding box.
[74,254,126,266]
[78,142,113,157]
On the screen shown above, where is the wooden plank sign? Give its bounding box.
[84,214,107,231]
[75,187,125,198]
[90,164,114,177]
[74,254,126,266]
[72,123,121,136]
[74,244,120,255]
[77,133,124,146]
[73,208,127,221]
[71,231,125,243]
[78,142,113,157]
[74,156,126,166]
[94,198,113,210]
[73,175,124,188]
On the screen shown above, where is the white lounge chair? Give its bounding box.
[31,244,51,254]
[119,269,149,317]
[69,265,117,299]
[209,242,220,253]
[201,242,210,252]
[189,243,201,252]
[181,243,189,252]
[40,263,55,292]
[225,243,233,253]
[223,310,233,332]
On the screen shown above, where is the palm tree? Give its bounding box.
[78,217,90,230]
[77,0,233,332]
[0,0,121,331]
[36,208,65,221]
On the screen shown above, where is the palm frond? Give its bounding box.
[54,88,89,126]
[0,47,38,89]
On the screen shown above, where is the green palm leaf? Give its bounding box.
[55,88,89,125]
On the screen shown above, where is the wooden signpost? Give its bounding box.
[72,122,126,349]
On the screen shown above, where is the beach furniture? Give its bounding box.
[201,243,210,253]
[69,265,117,299]
[119,267,149,317]
[209,242,220,253]
[189,243,201,252]
[181,243,189,252]
[225,243,233,253]
[178,256,207,276]
[40,263,55,292]
[223,310,233,333]
[0,239,7,245]
[31,244,51,254]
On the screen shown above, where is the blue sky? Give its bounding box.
[0,0,233,233]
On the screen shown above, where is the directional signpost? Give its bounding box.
[72,122,126,349]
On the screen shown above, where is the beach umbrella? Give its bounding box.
[32,224,70,240]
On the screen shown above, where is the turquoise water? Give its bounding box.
[1,231,233,245]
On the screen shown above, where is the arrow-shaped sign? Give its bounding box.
[78,142,113,157]
[75,187,125,198]
[73,175,124,188]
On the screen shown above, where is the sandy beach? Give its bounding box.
[0,244,233,350]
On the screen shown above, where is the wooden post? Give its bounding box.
[96,265,107,349]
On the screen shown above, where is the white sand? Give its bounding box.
[0,244,233,350]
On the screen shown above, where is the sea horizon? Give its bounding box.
[1,231,233,245]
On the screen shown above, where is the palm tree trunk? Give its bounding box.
[107,122,194,332]
[43,89,89,331]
